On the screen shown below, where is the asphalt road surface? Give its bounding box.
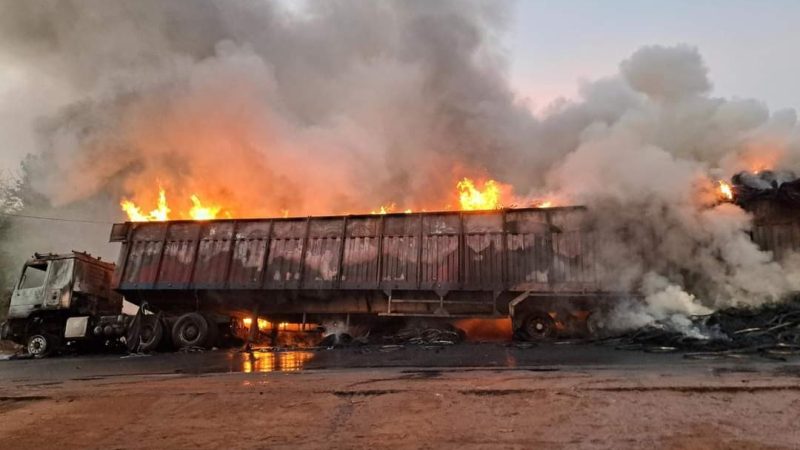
[1,343,799,449]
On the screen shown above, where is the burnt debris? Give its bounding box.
[603,298,800,360]
[732,170,800,206]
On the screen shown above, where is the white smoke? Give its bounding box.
[1,2,799,332]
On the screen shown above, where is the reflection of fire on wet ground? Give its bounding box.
[239,351,315,373]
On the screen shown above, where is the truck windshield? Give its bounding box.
[19,263,48,289]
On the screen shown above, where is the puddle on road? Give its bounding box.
[234,350,315,373]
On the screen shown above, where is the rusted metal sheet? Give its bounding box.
[748,199,800,261]
[120,224,166,289]
[265,219,306,289]
[155,223,201,289]
[380,215,421,290]
[193,222,234,289]
[111,207,600,293]
[340,217,380,289]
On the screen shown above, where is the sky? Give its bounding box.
[1,0,799,172]
[508,0,800,113]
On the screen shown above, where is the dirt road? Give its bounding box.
[1,343,799,449]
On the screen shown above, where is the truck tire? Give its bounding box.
[26,333,58,358]
[138,315,164,352]
[171,313,210,349]
[514,312,556,341]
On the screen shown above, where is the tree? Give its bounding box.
[0,171,23,322]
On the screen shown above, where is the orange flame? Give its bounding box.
[457,178,502,210]
[717,180,734,202]
[121,188,222,221]
[371,204,413,215]
[121,188,170,221]
[122,176,515,220]
[370,203,396,215]
[189,194,221,220]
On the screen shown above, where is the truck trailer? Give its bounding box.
[107,206,608,349]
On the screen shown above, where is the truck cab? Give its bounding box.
[1,252,125,357]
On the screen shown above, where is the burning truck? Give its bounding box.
[1,173,798,356]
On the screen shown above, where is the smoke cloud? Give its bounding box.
[1,1,800,330]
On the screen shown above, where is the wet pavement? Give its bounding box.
[2,342,795,383]
[3,342,800,449]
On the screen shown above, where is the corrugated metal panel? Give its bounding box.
[464,214,504,289]
[264,219,306,289]
[749,199,800,262]
[155,223,202,289]
[229,222,271,288]
[549,209,597,290]
[120,224,167,289]
[341,217,380,289]
[505,210,552,290]
[380,215,421,289]
[193,222,235,289]
[302,218,344,289]
[419,214,460,290]
[113,207,601,293]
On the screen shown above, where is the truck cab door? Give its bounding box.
[9,259,74,319]
[9,262,50,319]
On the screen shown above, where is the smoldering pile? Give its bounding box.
[732,170,800,207]
[603,297,800,360]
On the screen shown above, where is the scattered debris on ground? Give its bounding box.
[383,326,465,346]
[602,299,800,360]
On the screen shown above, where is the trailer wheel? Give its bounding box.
[171,313,210,349]
[26,333,57,358]
[138,315,164,352]
[515,313,556,341]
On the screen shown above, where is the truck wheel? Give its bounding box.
[171,313,210,349]
[27,333,57,358]
[138,316,164,352]
[515,313,556,341]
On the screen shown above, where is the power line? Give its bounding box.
[0,211,114,225]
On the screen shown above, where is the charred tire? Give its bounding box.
[171,313,210,349]
[26,333,57,358]
[515,313,556,342]
[138,315,164,352]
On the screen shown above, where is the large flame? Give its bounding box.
[121,188,222,221]
[121,188,171,221]
[122,177,515,221]
[457,178,502,210]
